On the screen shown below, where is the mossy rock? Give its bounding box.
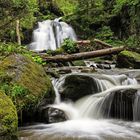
[0,91,18,140]
[117,50,140,68]
[0,54,54,124]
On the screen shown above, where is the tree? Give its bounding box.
[0,0,38,43]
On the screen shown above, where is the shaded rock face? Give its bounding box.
[102,89,138,121]
[0,54,55,124]
[0,91,18,140]
[38,107,68,123]
[59,75,99,101]
[117,50,140,69]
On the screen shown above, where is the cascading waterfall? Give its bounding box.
[19,71,140,140]
[29,18,77,51]
[52,73,140,120]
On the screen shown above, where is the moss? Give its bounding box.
[73,60,86,66]
[0,91,18,138]
[46,48,64,56]
[0,54,54,123]
[119,51,140,61]
[117,50,140,68]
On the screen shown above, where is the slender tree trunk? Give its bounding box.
[16,19,21,45]
[42,46,125,62]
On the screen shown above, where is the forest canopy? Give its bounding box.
[0,0,140,48]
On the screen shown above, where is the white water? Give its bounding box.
[19,72,140,140]
[30,18,77,51]
[19,119,140,140]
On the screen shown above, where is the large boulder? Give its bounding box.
[59,74,99,101]
[117,50,140,68]
[0,91,18,140]
[0,54,55,124]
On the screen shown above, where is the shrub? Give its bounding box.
[61,38,77,54]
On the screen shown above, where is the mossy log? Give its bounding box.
[42,46,124,62]
[94,39,112,48]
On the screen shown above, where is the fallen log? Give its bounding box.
[76,40,91,45]
[42,46,125,62]
[94,39,112,48]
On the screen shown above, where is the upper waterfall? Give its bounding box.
[29,18,77,51]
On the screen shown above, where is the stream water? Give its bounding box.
[19,70,140,140]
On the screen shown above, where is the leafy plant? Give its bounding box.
[124,35,140,48]
[61,38,77,54]
[32,55,46,65]
[11,85,28,98]
[0,84,28,99]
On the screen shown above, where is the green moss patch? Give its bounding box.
[0,54,54,123]
[117,50,140,68]
[119,51,140,61]
[0,91,18,138]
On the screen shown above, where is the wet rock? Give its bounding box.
[39,106,68,123]
[102,89,138,121]
[0,54,55,124]
[117,50,140,68]
[59,74,99,101]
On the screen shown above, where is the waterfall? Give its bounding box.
[75,85,140,119]
[29,18,77,51]
[19,72,140,140]
[51,73,140,120]
[133,90,140,121]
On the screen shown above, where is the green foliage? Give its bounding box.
[0,43,47,65]
[61,38,77,54]
[95,26,124,46]
[1,84,29,103]
[0,0,38,42]
[11,84,28,98]
[68,0,140,48]
[32,55,46,65]
[54,0,77,15]
[0,43,31,61]
[124,35,140,48]
[95,26,114,40]
[47,47,64,56]
[0,43,26,53]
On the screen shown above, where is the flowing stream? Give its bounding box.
[19,70,140,140]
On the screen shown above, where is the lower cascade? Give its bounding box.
[19,70,140,140]
[29,18,77,51]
